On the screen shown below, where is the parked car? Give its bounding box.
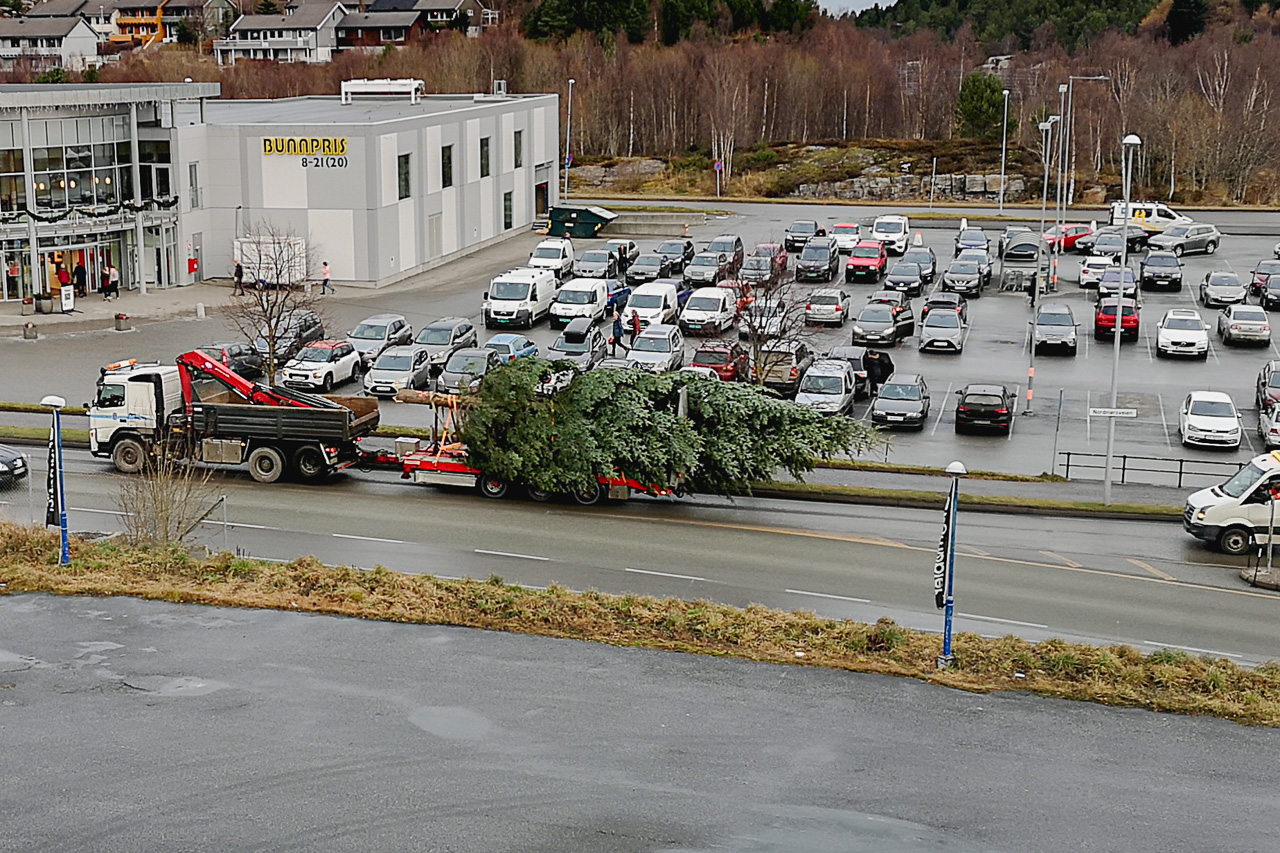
[1178,390,1241,449]
[1090,232,1125,260]
[414,316,478,368]
[1094,297,1140,342]
[1097,265,1138,300]
[921,291,968,325]
[436,347,502,394]
[940,260,984,297]
[655,238,696,273]
[1200,271,1247,308]
[597,357,639,371]
[1032,303,1078,355]
[628,324,685,373]
[547,317,608,370]
[1078,256,1113,289]
[918,309,965,354]
[1249,259,1280,299]
[623,281,680,329]
[846,240,888,283]
[1259,403,1280,449]
[784,220,825,252]
[867,290,912,313]
[196,341,264,379]
[605,238,639,265]
[805,288,852,326]
[739,254,783,289]
[1042,224,1092,252]
[678,366,722,382]
[280,340,362,392]
[345,313,412,365]
[691,339,749,381]
[364,345,432,397]
[529,237,575,279]
[253,309,324,364]
[852,302,912,346]
[870,372,929,429]
[573,249,618,279]
[831,223,862,253]
[483,333,538,361]
[483,268,558,329]
[0,442,28,488]
[656,277,695,309]
[954,248,992,287]
[823,345,871,398]
[739,296,787,340]
[795,235,840,282]
[953,227,989,257]
[1260,276,1280,311]
[1217,304,1272,347]
[756,339,815,397]
[625,253,673,286]
[605,279,632,312]
[1147,222,1221,257]
[1074,224,1148,254]
[954,383,1014,435]
[1256,360,1280,410]
[794,360,858,415]
[679,287,737,335]
[1155,309,1208,359]
[871,214,910,254]
[1139,251,1184,292]
[706,234,745,274]
[684,251,731,286]
[884,261,925,296]
[551,278,608,327]
[902,246,937,284]
[750,241,788,272]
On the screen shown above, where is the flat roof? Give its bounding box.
[202,92,553,126]
[0,82,221,110]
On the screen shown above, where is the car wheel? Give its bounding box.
[292,445,328,482]
[1217,526,1252,557]
[320,373,333,393]
[1173,245,1184,257]
[247,446,286,484]
[1155,347,1165,359]
[478,475,509,499]
[1206,241,1218,254]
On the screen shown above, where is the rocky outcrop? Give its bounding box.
[793,173,1027,202]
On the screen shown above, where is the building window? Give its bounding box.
[189,162,200,208]
[441,144,453,188]
[397,152,410,200]
[514,130,522,169]
[503,191,512,230]
[480,137,490,178]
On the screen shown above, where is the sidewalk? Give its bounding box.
[0,282,228,335]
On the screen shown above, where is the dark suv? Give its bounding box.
[954,383,1014,435]
[784,220,825,252]
[795,236,840,282]
[1139,251,1183,292]
[197,341,264,379]
[253,309,324,364]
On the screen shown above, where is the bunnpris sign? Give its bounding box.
[262,137,348,156]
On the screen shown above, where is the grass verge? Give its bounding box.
[0,425,89,444]
[0,522,1275,725]
[814,458,1065,482]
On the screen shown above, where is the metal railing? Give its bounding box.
[1056,450,1246,488]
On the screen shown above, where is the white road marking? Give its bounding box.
[1039,550,1083,568]
[962,613,1050,629]
[1156,394,1172,448]
[201,521,282,531]
[333,533,406,544]
[930,381,953,435]
[1142,640,1242,659]
[785,588,871,603]
[1085,388,1092,443]
[1127,558,1176,581]
[71,507,126,516]
[625,567,705,582]
[1208,340,1221,364]
[1144,335,1154,362]
[474,549,550,561]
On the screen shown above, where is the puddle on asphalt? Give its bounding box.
[407,705,494,740]
[121,675,228,697]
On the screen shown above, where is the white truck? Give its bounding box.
[528,237,575,280]
[1184,451,1280,554]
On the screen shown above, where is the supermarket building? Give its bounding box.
[0,80,560,298]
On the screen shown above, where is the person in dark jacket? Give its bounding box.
[72,262,87,298]
[862,349,895,394]
[612,312,625,356]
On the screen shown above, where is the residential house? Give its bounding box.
[25,0,118,41]
[161,0,239,40]
[0,17,100,69]
[109,0,167,46]
[366,0,494,36]
[214,2,347,65]
[335,10,422,51]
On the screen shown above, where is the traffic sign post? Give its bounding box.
[714,160,723,198]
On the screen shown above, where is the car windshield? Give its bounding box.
[634,256,661,268]
[489,280,530,300]
[374,354,411,371]
[1259,263,1280,275]
[926,312,960,328]
[950,262,979,275]
[558,290,595,304]
[532,246,562,259]
[1165,225,1191,237]
[876,220,904,234]
[800,374,843,394]
[1269,373,1280,388]
[1098,305,1137,317]
[1038,312,1073,326]
[753,245,779,257]
[295,347,337,363]
[879,383,920,401]
[632,336,671,353]
[834,225,858,234]
[552,337,589,354]
[1209,273,1241,286]
[417,328,454,345]
[1096,235,1123,246]
[486,342,512,354]
[860,307,892,322]
[1236,309,1268,322]
[1102,269,1136,282]
[691,256,717,267]
[658,242,684,254]
[958,251,985,263]
[694,350,730,365]
[630,294,663,309]
[580,251,610,263]
[1164,317,1203,330]
[889,264,919,277]
[790,222,816,234]
[349,323,387,340]
[1190,400,1235,417]
[750,300,782,318]
[1219,463,1265,499]
[743,257,770,270]
[708,240,735,253]
[960,230,984,242]
[964,393,1004,406]
[445,354,487,374]
[852,246,880,258]
[811,294,841,305]
[904,251,931,264]
[1147,256,1179,268]
[800,246,829,261]
[686,296,723,311]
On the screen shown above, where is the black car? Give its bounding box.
[784,220,825,252]
[941,260,984,297]
[252,309,324,364]
[795,236,840,282]
[870,372,930,430]
[1139,251,1184,292]
[626,253,672,286]
[1261,277,1280,311]
[902,246,937,284]
[1075,225,1148,255]
[955,383,1014,435]
[883,261,925,296]
[655,239,696,273]
[920,291,967,324]
[0,443,29,488]
[824,345,872,398]
[954,228,989,256]
[197,341,265,379]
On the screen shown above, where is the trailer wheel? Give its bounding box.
[247,446,285,484]
[478,475,508,499]
[572,481,604,506]
[526,487,551,502]
[292,445,328,483]
[111,437,147,475]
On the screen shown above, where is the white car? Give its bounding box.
[831,223,862,253]
[794,360,857,415]
[871,214,910,255]
[805,288,852,326]
[1079,256,1113,289]
[1155,309,1209,359]
[1259,405,1280,449]
[1178,391,1242,449]
[279,341,362,392]
[528,237,575,279]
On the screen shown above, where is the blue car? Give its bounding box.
[654,277,695,307]
[953,228,990,257]
[606,279,632,311]
[483,333,539,362]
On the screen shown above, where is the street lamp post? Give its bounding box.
[1028,116,1058,416]
[936,460,967,670]
[1051,84,1067,293]
[998,89,1010,215]
[562,77,575,201]
[40,394,70,565]
[1103,134,1142,506]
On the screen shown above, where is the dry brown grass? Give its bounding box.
[1,522,1277,725]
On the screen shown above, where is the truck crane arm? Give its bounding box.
[175,350,346,412]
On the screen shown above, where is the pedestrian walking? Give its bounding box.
[56,264,70,292]
[233,260,245,295]
[106,263,120,300]
[100,265,110,298]
[72,262,86,298]
[611,311,625,357]
[617,246,629,276]
[320,261,332,294]
[628,309,641,347]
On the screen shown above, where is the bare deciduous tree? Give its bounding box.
[117,452,219,548]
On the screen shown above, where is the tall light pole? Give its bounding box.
[562,77,575,201]
[936,460,967,670]
[1065,75,1109,206]
[1028,116,1058,417]
[1051,83,1067,293]
[40,394,70,565]
[1103,134,1142,506]
[998,89,1010,215]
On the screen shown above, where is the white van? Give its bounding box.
[871,214,910,255]
[482,267,558,329]
[550,277,607,327]
[622,281,678,330]
[528,237,575,279]
[1184,451,1280,555]
[1109,201,1191,234]
[679,286,735,335]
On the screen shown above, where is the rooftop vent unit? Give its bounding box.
[340,78,426,105]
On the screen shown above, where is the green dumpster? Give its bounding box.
[548,205,618,239]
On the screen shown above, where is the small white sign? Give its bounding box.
[1089,407,1138,418]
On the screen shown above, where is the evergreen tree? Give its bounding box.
[1166,0,1209,45]
[954,72,1006,140]
[255,0,281,15]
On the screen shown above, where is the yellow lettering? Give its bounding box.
[262,137,348,157]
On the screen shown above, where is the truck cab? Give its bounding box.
[89,360,184,471]
[1184,451,1280,554]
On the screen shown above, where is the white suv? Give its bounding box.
[871,214,910,255]
[1156,309,1209,359]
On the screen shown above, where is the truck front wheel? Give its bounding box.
[292,445,328,483]
[1217,526,1252,556]
[111,437,148,474]
[248,446,286,484]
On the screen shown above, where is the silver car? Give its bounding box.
[363,346,432,398]
[1217,304,1272,347]
[1148,222,1221,257]
[1200,271,1247,308]
[917,309,965,353]
[794,360,857,415]
[629,324,685,373]
[804,288,851,326]
[346,313,412,364]
[1033,304,1078,355]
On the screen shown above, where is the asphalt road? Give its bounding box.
[2,593,1277,853]
[12,446,1278,664]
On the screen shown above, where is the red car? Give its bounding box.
[691,340,749,381]
[1094,297,1140,341]
[846,240,887,283]
[1043,224,1093,251]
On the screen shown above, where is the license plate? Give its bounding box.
[687,323,702,330]
[971,419,991,424]
[887,414,905,421]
